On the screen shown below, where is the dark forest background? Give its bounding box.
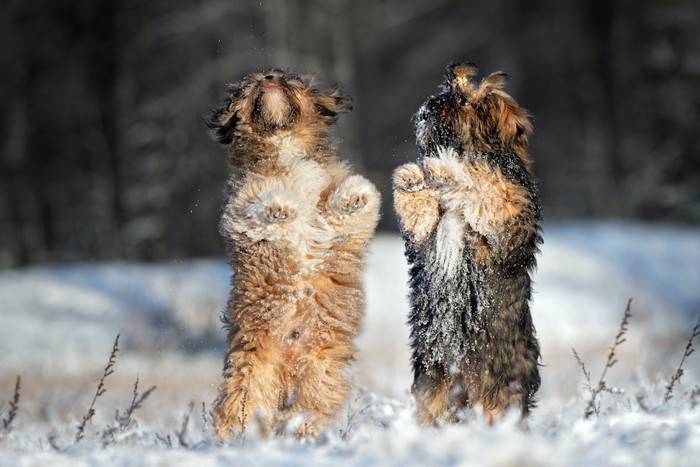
[1,0,699,267]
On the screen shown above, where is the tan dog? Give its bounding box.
[205,69,380,437]
[393,63,541,425]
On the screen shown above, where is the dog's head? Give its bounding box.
[414,62,533,164]
[206,69,352,145]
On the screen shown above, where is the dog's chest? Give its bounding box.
[267,135,307,164]
[432,211,465,279]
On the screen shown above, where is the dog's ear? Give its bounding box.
[495,95,533,161]
[473,72,533,158]
[204,87,241,145]
[314,85,353,123]
[479,71,509,92]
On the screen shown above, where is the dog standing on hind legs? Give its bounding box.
[205,69,380,438]
[393,62,542,425]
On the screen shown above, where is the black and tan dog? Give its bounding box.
[206,69,380,437]
[393,63,541,425]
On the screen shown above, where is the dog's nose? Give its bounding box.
[264,75,275,81]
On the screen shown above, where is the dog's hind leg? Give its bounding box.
[280,343,353,437]
[212,342,284,438]
[412,370,456,426]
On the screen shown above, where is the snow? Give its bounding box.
[1,222,699,466]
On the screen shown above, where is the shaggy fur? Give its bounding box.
[393,62,542,425]
[206,69,380,437]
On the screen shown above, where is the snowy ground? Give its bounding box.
[0,222,699,466]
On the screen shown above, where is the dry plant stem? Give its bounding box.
[340,392,364,439]
[238,389,248,433]
[101,376,156,446]
[201,402,213,436]
[1,376,20,435]
[48,433,61,451]
[664,316,700,403]
[572,348,592,393]
[176,401,194,448]
[76,334,120,443]
[155,432,172,448]
[583,299,632,419]
[690,387,700,408]
[120,376,156,431]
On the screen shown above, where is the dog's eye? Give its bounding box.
[459,96,469,106]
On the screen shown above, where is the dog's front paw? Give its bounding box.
[337,192,367,214]
[422,157,458,188]
[393,163,427,192]
[327,175,378,216]
[245,192,298,225]
[261,202,296,223]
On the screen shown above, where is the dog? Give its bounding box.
[205,69,380,437]
[393,62,541,425]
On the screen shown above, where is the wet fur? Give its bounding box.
[206,69,380,437]
[393,63,541,425]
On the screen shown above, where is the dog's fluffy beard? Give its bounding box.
[253,87,298,131]
[414,96,463,157]
[205,69,352,166]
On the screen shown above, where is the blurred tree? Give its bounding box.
[0,0,698,267]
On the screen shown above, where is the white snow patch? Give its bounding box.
[0,222,699,465]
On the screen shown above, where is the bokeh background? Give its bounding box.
[1,3,700,462]
[1,0,699,266]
